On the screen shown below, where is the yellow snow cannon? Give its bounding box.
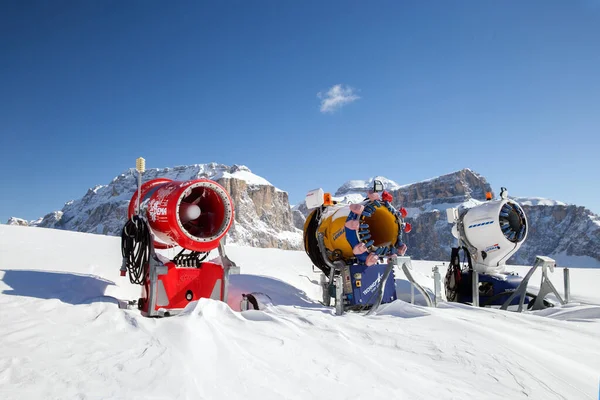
[302,181,411,278]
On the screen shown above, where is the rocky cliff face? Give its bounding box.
[386,170,600,268]
[8,166,599,267]
[293,169,600,268]
[9,163,301,250]
[368,169,496,265]
[512,204,600,267]
[6,217,29,226]
[293,169,494,261]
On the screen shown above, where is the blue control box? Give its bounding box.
[458,271,532,307]
[343,263,397,308]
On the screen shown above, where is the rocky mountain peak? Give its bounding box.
[335,176,402,197]
[6,166,600,268]
[8,163,299,250]
[6,217,29,226]
[390,168,493,210]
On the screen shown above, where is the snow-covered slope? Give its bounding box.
[512,197,568,207]
[1,224,599,400]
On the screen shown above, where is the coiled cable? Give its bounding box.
[121,215,151,285]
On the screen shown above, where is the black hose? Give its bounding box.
[120,215,151,285]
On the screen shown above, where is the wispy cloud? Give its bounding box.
[317,84,360,113]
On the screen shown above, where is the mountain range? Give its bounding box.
[7,164,600,268]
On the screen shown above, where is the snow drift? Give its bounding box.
[1,224,599,399]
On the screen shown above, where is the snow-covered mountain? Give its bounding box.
[7,166,600,268]
[294,169,600,268]
[335,175,404,196]
[8,163,301,250]
[5,217,30,226]
[384,169,600,268]
[514,203,600,268]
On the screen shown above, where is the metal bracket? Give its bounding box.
[117,299,137,310]
[218,240,239,304]
[397,256,433,307]
[500,255,565,312]
[145,253,164,317]
[321,260,346,310]
[530,258,566,310]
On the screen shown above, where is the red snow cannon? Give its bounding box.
[128,178,234,252]
[120,176,237,317]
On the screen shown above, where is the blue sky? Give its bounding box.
[1,0,599,224]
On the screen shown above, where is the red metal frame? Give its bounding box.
[126,177,235,317]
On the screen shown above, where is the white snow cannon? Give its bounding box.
[446,187,527,276]
[444,187,566,311]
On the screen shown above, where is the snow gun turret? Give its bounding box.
[444,187,565,311]
[447,187,527,276]
[303,180,412,314]
[119,157,237,317]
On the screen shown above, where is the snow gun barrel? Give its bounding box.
[302,187,410,276]
[447,187,528,275]
[128,178,235,252]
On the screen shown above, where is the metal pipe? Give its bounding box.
[433,266,441,307]
[317,233,338,271]
[472,270,479,307]
[335,275,344,316]
[563,267,570,303]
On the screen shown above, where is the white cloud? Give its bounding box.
[317,84,360,113]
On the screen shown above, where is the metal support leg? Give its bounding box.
[501,256,562,312]
[218,241,239,304]
[563,268,570,303]
[240,295,249,311]
[335,275,344,316]
[472,270,479,307]
[398,256,433,307]
[320,272,331,307]
[433,266,441,307]
[500,263,538,312]
[531,263,566,310]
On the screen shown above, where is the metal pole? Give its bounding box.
[472,270,479,307]
[411,282,415,305]
[400,259,433,307]
[320,273,330,306]
[134,157,145,216]
[335,275,344,316]
[563,267,570,303]
[136,171,142,215]
[433,266,441,307]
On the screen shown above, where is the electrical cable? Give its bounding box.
[121,215,151,285]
